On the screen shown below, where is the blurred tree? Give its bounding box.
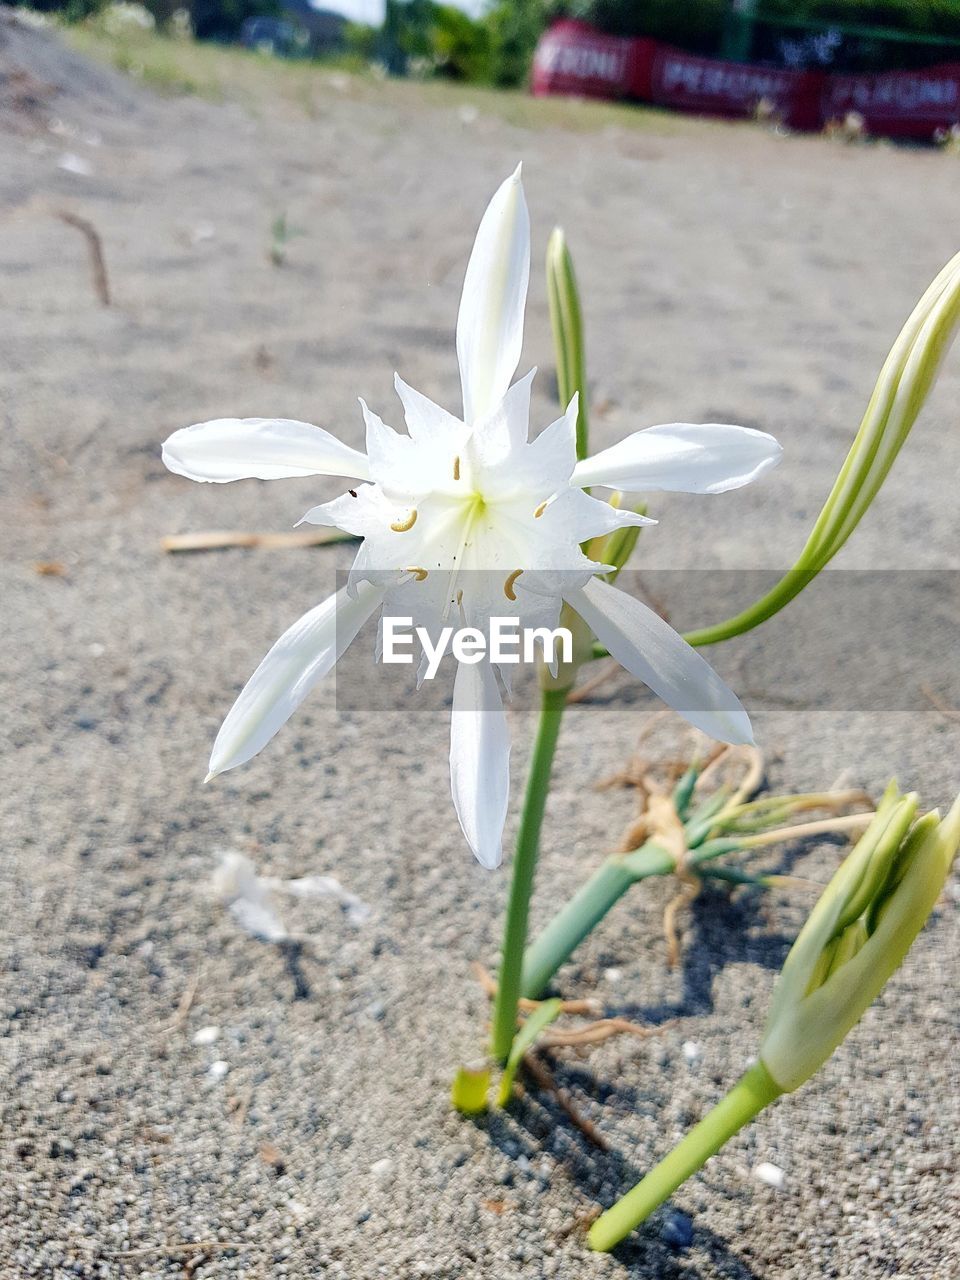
[485,0,550,86]
[186,0,280,41]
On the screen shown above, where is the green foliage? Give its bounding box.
[430,4,493,82]
[760,0,960,40]
[485,0,551,87]
[17,0,111,21]
[343,19,379,62]
[189,0,280,42]
[560,0,960,62]
[555,0,728,53]
[377,0,494,81]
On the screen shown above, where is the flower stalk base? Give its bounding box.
[588,1061,783,1252]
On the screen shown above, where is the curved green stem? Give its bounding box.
[684,250,960,649]
[520,845,673,999]
[682,567,818,648]
[519,836,743,999]
[588,1062,783,1251]
[490,688,567,1064]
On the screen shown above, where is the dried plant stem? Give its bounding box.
[522,1052,609,1150]
[106,1241,246,1259]
[55,209,110,306]
[738,812,874,849]
[161,529,356,553]
[566,659,620,704]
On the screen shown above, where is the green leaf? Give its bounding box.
[496,998,563,1107]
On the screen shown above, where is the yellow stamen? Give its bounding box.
[405,566,428,582]
[456,589,463,607]
[534,500,548,519]
[390,509,418,533]
[504,569,522,601]
[453,455,461,481]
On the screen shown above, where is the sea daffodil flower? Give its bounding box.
[162,168,782,868]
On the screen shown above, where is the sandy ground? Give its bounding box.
[2,10,960,1278]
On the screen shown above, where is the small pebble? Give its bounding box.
[57,152,93,176]
[660,1209,694,1249]
[754,1161,786,1190]
[603,968,622,984]
[193,1026,220,1047]
[370,1157,394,1186]
[207,1060,229,1081]
[682,1040,701,1063]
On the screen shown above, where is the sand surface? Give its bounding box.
[2,11,959,1277]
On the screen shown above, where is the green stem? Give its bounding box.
[519,836,743,999]
[490,688,567,1064]
[682,566,817,648]
[588,1062,783,1252]
[520,845,673,999]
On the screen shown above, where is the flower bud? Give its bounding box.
[546,227,588,460]
[760,786,960,1093]
[686,249,960,646]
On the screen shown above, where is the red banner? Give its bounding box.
[649,44,823,131]
[531,20,960,140]
[531,20,649,101]
[824,64,960,139]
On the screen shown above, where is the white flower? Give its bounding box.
[162,167,782,869]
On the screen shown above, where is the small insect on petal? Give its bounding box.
[405,566,429,581]
[390,509,418,532]
[504,569,523,601]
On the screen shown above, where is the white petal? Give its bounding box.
[449,659,511,868]
[298,484,395,538]
[537,488,655,543]
[567,577,753,745]
[393,374,466,446]
[470,368,537,462]
[207,581,383,777]
[360,398,451,497]
[457,166,530,425]
[573,423,782,494]
[476,393,579,502]
[162,418,369,484]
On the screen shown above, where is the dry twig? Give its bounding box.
[159,967,200,1037]
[921,682,960,724]
[106,1241,246,1260]
[161,529,355,553]
[566,660,621,704]
[471,962,600,1016]
[55,209,110,306]
[539,1019,665,1048]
